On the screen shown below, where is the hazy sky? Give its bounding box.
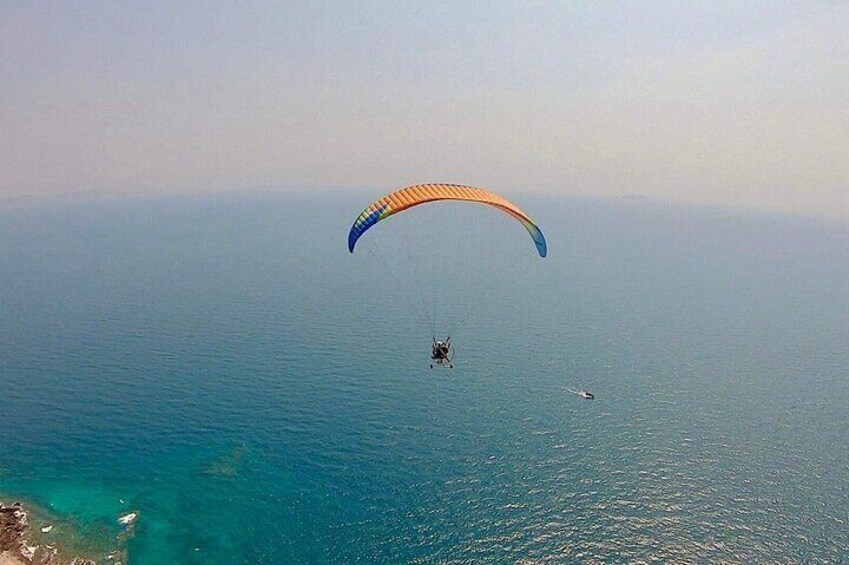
[2,1,847,217]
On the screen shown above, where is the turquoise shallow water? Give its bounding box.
[1,192,847,563]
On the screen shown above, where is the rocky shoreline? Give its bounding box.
[0,501,130,565]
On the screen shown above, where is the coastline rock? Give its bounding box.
[1,501,99,565]
[20,544,36,561]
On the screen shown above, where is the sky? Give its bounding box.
[1,1,847,217]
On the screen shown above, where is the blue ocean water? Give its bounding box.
[1,191,847,563]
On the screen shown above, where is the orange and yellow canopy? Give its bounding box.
[347,183,547,257]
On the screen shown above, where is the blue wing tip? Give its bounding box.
[347,229,357,253]
[534,229,548,258]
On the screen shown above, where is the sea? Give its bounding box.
[1,191,847,564]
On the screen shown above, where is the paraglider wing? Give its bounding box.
[347,183,547,257]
